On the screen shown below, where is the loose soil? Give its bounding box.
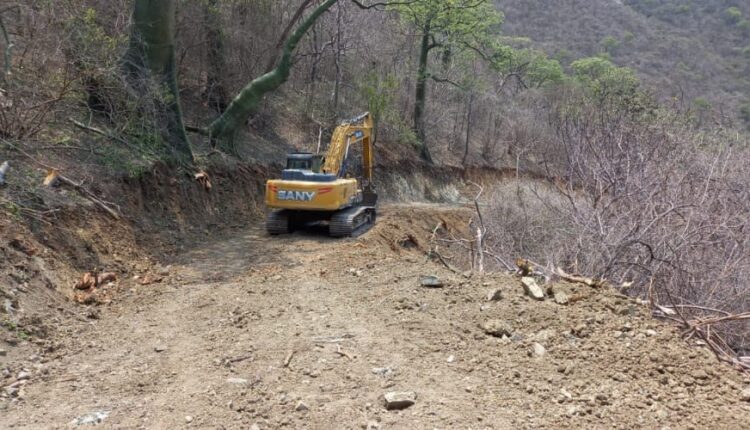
[2,203,750,429]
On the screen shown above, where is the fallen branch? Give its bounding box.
[56,174,121,220]
[70,118,131,147]
[1,139,121,219]
[556,267,608,288]
[335,344,353,360]
[283,350,295,367]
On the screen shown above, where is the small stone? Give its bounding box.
[383,391,417,410]
[250,424,261,430]
[693,370,708,380]
[366,420,381,430]
[554,292,569,305]
[645,329,657,337]
[741,388,750,402]
[227,377,249,385]
[482,319,513,338]
[71,411,109,426]
[371,367,393,378]
[154,345,168,353]
[295,401,309,412]
[486,289,503,301]
[185,416,193,423]
[0,349,7,357]
[532,343,547,357]
[446,355,455,363]
[521,277,545,300]
[16,371,31,381]
[420,275,443,288]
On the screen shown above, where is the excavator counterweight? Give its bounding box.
[264,113,377,237]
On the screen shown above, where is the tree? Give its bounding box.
[196,0,339,152]
[392,0,502,163]
[203,0,229,112]
[121,0,193,164]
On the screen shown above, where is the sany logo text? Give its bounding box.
[278,190,316,201]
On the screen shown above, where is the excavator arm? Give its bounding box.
[322,113,374,189]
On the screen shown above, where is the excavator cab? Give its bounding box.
[285,152,324,173]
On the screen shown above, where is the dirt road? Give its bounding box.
[3,204,750,429]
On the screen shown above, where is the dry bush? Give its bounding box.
[481,87,750,355]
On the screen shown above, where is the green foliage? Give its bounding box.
[692,97,712,110]
[724,7,743,24]
[570,56,654,116]
[393,0,503,48]
[358,71,398,125]
[743,45,750,59]
[357,71,419,147]
[67,8,122,69]
[601,35,620,55]
[510,49,564,87]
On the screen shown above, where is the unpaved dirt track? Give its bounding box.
[4,204,750,429]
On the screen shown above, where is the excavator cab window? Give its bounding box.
[286,153,325,172]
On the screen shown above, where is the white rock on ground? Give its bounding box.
[383,391,417,410]
[521,277,545,300]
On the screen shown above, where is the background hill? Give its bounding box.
[498,0,750,126]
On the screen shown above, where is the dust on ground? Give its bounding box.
[2,204,750,429]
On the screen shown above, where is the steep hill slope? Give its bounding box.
[497,0,750,124]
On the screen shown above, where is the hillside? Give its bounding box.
[497,0,750,125]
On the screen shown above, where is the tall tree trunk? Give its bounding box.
[413,22,433,163]
[203,0,228,112]
[204,0,338,150]
[462,92,474,167]
[121,0,193,164]
[332,2,343,117]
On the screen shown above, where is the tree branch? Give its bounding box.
[0,7,14,82]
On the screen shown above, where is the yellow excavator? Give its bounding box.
[265,112,377,237]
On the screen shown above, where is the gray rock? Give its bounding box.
[383,391,417,410]
[420,275,444,288]
[295,401,309,412]
[741,387,750,402]
[482,319,513,338]
[0,349,7,357]
[645,329,657,337]
[554,292,570,305]
[227,377,249,385]
[185,416,193,423]
[521,277,545,300]
[486,289,503,301]
[371,367,393,378]
[16,371,31,381]
[72,411,109,426]
[0,161,8,186]
[154,345,168,353]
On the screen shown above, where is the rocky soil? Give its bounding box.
[1,204,749,429]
